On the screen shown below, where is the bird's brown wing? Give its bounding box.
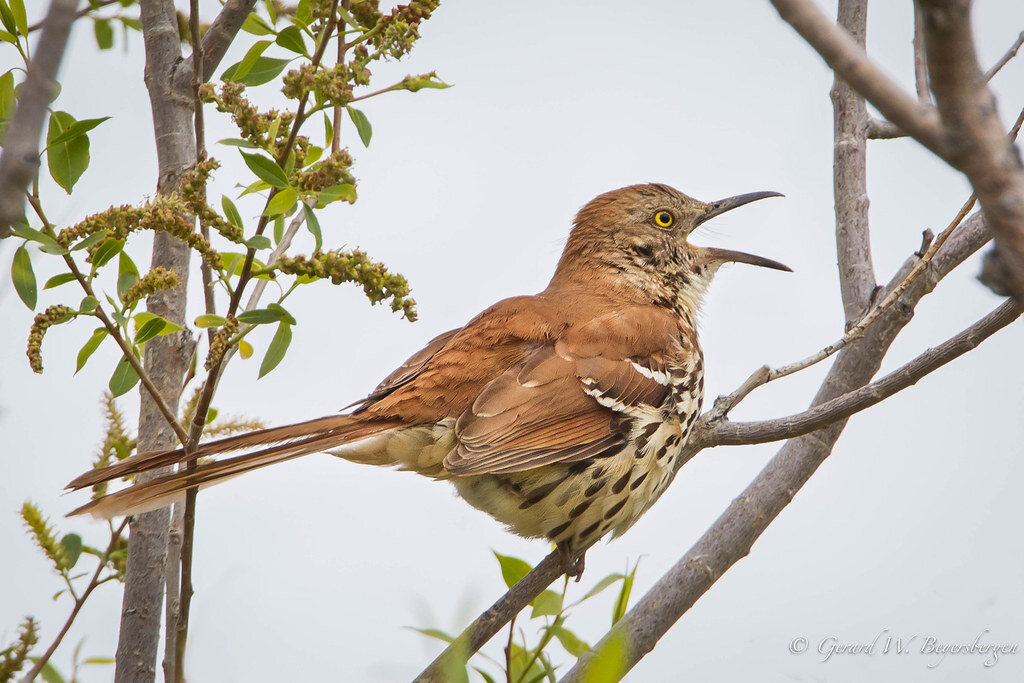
[445,306,679,475]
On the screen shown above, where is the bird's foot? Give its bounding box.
[556,543,586,582]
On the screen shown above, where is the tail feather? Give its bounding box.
[66,415,402,518]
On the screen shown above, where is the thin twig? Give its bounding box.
[22,520,129,682]
[984,30,1024,81]
[913,1,931,102]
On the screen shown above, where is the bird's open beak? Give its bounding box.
[694,191,791,272]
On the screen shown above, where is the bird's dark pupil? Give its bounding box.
[658,212,670,224]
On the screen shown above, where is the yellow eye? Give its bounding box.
[653,210,674,228]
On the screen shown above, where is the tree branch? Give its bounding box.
[705,300,1020,447]
[769,0,948,158]
[413,551,566,683]
[830,0,876,323]
[0,0,78,237]
[171,0,257,93]
[919,0,1024,301]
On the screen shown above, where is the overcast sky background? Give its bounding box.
[2,1,1023,681]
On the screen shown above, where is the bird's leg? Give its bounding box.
[556,542,586,582]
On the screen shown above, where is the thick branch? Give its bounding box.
[830,0,876,322]
[769,0,948,157]
[0,0,78,236]
[919,0,1024,301]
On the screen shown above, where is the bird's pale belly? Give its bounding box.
[453,412,690,553]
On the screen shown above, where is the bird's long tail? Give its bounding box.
[66,414,402,518]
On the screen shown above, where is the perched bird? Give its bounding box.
[67,183,788,577]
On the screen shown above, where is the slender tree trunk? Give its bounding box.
[115,0,195,679]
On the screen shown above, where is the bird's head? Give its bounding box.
[549,183,790,317]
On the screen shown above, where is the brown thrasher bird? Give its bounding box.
[67,183,788,577]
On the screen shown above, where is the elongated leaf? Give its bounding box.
[194,314,227,328]
[407,627,456,644]
[9,222,64,253]
[347,106,372,147]
[231,39,272,81]
[117,251,139,300]
[218,137,258,149]
[76,328,108,373]
[71,230,110,251]
[240,151,289,188]
[316,183,356,207]
[549,625,589,657]
[576,573,624,604]
[109,354,140,397]
[303,203,322,251]
[0,2,15,33]
[221,56,290,86]
[134,317,176,344]
[238,303,296,325]
[258,322,292,377]
[9,0,25,34]
[91,238,124,270]
[44,272,77,290]
[0,70,14,136]
[493,551,532,589]
[240,11,274,35]
[47,111,90,193]
[48,116,111,146]
[222,195,244,228]
[12,244,36,309]
[612,563,637,625]
[93,18,114,49]
[275,25,306,54]
[244,235,272,250]
[264,186,297,216]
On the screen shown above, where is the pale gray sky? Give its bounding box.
[2,1,1023,681]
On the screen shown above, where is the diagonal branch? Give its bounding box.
[171,0,258,93]
[770,0,948,158]
[0,0,78,237]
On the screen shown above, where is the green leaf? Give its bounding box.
[493,551,532,589]
[275,25,306,54]
[76,328,107,373]
[11,244,36,309]
[303,145,323,167]
[71,229,110,251]
[194,314,227,328]
[46,111,90,193]
[258,321,292,378]
[108,354,140,397]
[581,631,628,683]
[231,39,272,82]
[47,116,111,146]
[238,303,296,325]
[0,1,15,34]
[400,73,452,92]
[316,183,356,206]
[9,0,25,35]
[221,195,244,229]
[221,56,290,86]
[531,589,563,618]
[240,151,289,188]
[407,627,456,644]
[473,668,497,683]
[577,573,624,604]
[264,186,297,216]
[91,238,124,270]
[82,657,116,666]
[38,660,66,683]
[0,69,15,136]
[612,563,638,625]
[550,625,589,657]
[44,272,77,290]
[244,235,272,250]
[9,222,65,253]
[93,18,114,49]
[302,203,322,252]
[218,137,258,149]
[60,533,83,568]
[134,312,184,336]
[116,251,139,300]
[79,295,99,313]
[240,11,274,35]
[346,106,372,147]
